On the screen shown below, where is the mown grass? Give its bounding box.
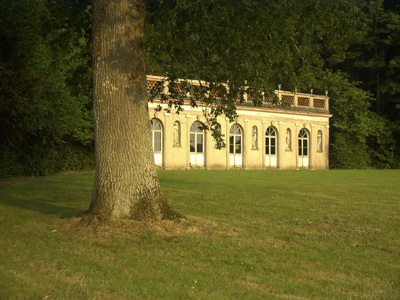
[0,170,399,299]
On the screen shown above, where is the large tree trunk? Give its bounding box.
[87,0,180,221]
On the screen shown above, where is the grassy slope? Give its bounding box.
[0,170,399,299]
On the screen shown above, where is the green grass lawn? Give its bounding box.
[0,170,399,299]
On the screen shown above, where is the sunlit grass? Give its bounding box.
[0,170,399,299]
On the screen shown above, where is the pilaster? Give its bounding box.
[163,112,170,169]
[185,114,192,169]
[243,119,249,169]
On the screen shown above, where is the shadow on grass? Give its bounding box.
[0,195,85,218]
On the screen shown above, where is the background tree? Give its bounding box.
[147,0,399,169]
[0,0,94,178]
[330,0,400,167]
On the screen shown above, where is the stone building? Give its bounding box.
[146,75,332,170]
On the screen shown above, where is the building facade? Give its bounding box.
[146,75,332,170]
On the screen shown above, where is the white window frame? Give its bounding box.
[150,119,163,166]
[229,124,243,167]
[298,128,309,168]
[190,122,205,166]
[265,126,278,168]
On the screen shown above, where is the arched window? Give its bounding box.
[190,122,205,166]
[230,124,242,155]
[317,130,323,152]
[252,126,258,149]
[298,128,309,168]
[298,129,308,156]
[285,128,292,151]
[173,121,181,147]
[150,119,163,166]
[265,127,277,155]
[229,124,243,167]
[265,126,278,167]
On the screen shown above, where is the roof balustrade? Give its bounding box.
[146,75,329,113]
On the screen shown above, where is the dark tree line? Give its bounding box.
[1,0,399,178]
[0,0,93,177]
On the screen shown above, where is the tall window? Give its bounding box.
[150,119,163,166]
[229,124,242,155]
[317,130,323,152]
[265,127,277,155]
[190,122,205,166]
[173,121,181,147]
[229,124,243,167]
[190,122,204,153]
[298,129,309,156]
[252,126,258,149]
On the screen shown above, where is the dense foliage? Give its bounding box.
[1,0,399,178]
[0,0,93,177]
[146,0,400,169]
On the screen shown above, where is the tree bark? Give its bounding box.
[87,0,180,221]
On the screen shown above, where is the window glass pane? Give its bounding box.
[151,119,161,130]
[191,122,203,133]
[271,136,277,154]
[271,146,276,155]
[154,141,161,152]
[154,132,161,151]
[230,125,235,134]
[235,136,241,154]
[299,129,308,139]
[230,125,242,155]
[298,140,302,155]
[236,145,241,154]
[197,134,203,153]
[230,124,242,135]
[190,134,195,152]
[303,148,308,156]
[154,131,161,141]
[266,127,275,137]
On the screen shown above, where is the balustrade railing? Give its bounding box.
[146,75,329,112]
